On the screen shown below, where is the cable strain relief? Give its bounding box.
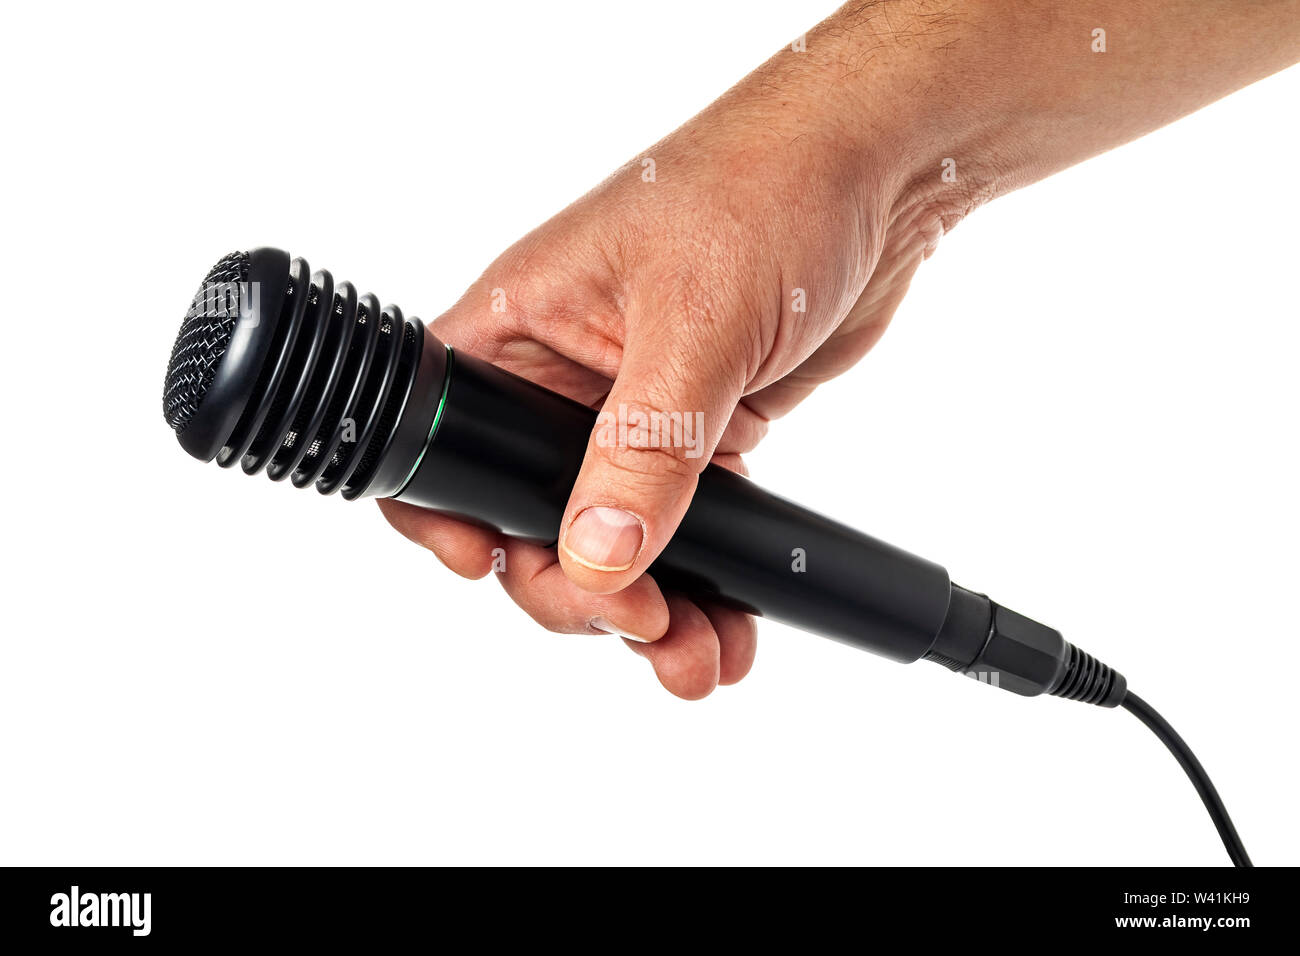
[1049,642,1127,708]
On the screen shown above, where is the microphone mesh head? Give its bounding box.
[163,251,250,434]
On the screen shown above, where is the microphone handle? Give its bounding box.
[394,344,952,662]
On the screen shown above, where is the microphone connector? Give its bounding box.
[924,584,1127,706]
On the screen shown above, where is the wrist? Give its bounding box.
[749,3,1012,253]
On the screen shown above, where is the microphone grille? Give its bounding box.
[163,251,250,434]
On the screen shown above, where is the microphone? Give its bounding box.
[163,248,1123,705]
[165,248,1263,866]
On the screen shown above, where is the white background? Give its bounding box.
[2,1,1296,866]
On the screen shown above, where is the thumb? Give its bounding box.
[558,330,744,594]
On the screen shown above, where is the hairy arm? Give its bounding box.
[808,0,1300,242]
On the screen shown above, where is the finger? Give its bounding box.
[709,453,748,477]
[427,240,625,407]
[376,498,503,580]
[700,602,758,686]
[745,256,921,420]
[558,315,748,594]
[494,539,670,644]
[624,594,721,700]
[715,401,769,456]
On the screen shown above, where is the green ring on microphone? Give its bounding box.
[393,344,455,497]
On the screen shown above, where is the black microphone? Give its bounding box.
[163,247,1123,705]
[165,247,1262,865]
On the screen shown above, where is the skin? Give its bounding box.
[379,0,1300,699]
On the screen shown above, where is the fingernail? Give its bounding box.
[589,616,653,644]
[562,507,643,572]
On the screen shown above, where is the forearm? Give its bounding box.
[734,0,1300,240]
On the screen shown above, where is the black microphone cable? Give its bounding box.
[1120,690,1252,867]
[927,585,1252,865]
[162,248,1257,866]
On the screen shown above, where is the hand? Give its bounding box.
[378,36,953,699]
[380,0,1299,698]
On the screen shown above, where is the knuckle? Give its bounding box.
[591,396,709,480]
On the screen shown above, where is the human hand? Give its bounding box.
[378,26,954,699]
[380,0,1300,698]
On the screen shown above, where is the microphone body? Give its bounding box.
[392,344,951,662]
